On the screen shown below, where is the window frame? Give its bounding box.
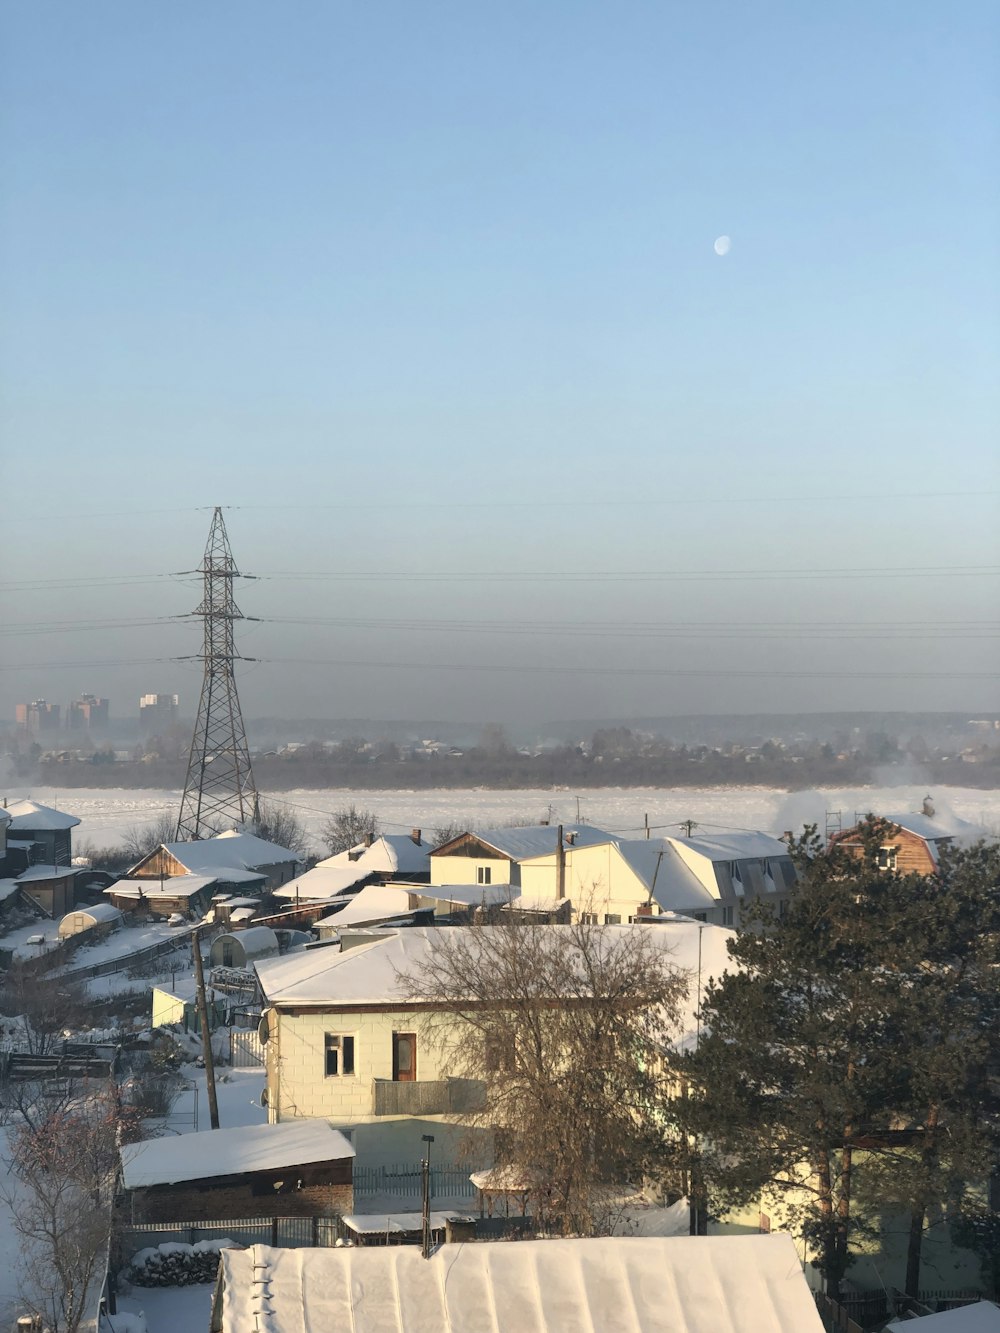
[324,1032,356,1078]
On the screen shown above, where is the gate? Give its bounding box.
[230,1028,264,1067]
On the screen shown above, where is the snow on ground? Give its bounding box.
[115,1282,215,1333]
[0,1128,25,1330]
[29,784,1000,851]
[150,1064,269,1137]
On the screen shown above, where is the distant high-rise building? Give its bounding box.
[15,700,61,735]
[67,693,109,731]
[139,693,179,733]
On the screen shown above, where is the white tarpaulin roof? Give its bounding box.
[121,1120,354,1190]
[219,1234,823,1333]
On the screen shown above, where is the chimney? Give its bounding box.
[922,795,935,818]
[565,830,577,846]
[410,828,422,845]
[364,831,375,847]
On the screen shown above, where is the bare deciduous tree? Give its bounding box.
[398,920,688,1235]
[320,804,380,855]
[120,810,178,863]
[251,799,310,856]
[3,1084,137,1332]
[0,968,88,1056]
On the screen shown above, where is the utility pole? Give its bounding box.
[192,927,220,1130]
[644,812,649,840]
[680,819,697,837]
[176,507,259,840]
[421,1134,435,1258]
[555,824,565,902]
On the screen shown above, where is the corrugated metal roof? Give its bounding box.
[438,824,616,861]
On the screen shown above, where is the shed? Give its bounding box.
[57,902,124,939]
[211,926,280,969]
[121,1119,355,1223]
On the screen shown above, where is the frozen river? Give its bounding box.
[24,782,1000,852]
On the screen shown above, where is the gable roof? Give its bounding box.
[5,800,81,831]
[121,1119,354,1190]
[666,831,792,862]
[218,1234,822,1333]
[320,833,431,876]
[159,832,299,874]
[615,840,719,912]
[434,824,615,861]
[255,919,735,1048]
[274,864,374,902]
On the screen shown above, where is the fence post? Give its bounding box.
[312,1216,319,1247]
[270,1216,279,1247]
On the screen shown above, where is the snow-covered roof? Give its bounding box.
[256,920,734,1047]
[121,1120,354,1190]
[316,883,414,930]
[4,800,81,830]
[0,808,10,827]
[227,907,256,923]
[273,865,373,902]
[666,831,792,863]
[877,812,982,844]
[616,841,719,912]
[218,1234,822,1333]
[161,832,299,873]
[0,879,23,903]
[16,863,77,882]
[341,1211,456,1235]
[886,1302,1000,1332]
[318,833,431,877]
[406,882,518,908]
[106,875,218,899]
[435,824,615,861]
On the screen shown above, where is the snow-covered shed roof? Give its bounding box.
[442,824,616,861]
[106,875,218,900]
[256,920,734,1047]
[0,808,10,828]
[4,800,81,831]
[319,832,431,877]
[317,883,414,930]
[217,1233,822,1333]
[886,1302,1000,1332]
[162,832,299,873]
[16,864,77,882]
[273,864,373,902]
[406,882,518,908]
[121,1120,354,1190]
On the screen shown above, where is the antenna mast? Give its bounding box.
[176,507,258,840]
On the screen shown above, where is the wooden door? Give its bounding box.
[392,1032,417,1082]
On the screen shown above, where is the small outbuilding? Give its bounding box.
[210,925,280,970]
[57,902,124,940]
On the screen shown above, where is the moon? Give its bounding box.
[714,235,731,256]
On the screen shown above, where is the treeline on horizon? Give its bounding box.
[8,724,1000,791]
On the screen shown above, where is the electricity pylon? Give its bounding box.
[176,507,259,840]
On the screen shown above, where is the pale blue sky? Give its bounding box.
[1,2,998,723]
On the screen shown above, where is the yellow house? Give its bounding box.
[254,920,735,1168]
[429,825,615,890]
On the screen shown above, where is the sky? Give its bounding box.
[1,1,998,726]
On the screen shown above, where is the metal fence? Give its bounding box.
[353,1162,478,1201]
[816,1288,991,1332]
[121,1215,341,1257]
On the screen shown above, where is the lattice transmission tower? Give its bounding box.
[176,507,259,840]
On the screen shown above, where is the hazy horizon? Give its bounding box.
[2,4,997,724]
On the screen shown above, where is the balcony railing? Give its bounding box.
[372,1077,486,1117]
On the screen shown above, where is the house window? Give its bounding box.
[477,866,492,885]
[693,913,708,922]
[604,914,621,925]
[721,906,734,927]
[579,912,597,925]
[325,1034,355,1077]
[877,847,898,871]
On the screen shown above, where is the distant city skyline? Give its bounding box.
[2,3,997,722]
